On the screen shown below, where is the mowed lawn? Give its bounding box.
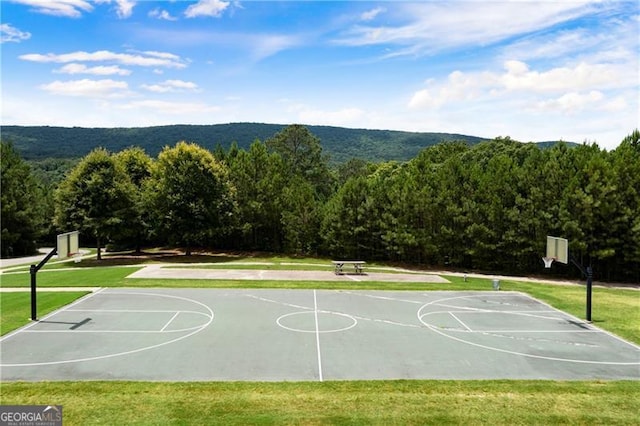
[1,257,638,425]
[2,381,638,425]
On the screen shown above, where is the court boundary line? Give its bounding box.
[0,290,214,367]
[527,292,640,351]
[417,293,640,365]
[0,288,106,344]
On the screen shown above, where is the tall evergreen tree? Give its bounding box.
[227,140,285,251]
[266,124,334,199]
[1,141,46,257]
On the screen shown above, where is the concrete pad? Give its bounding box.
[126,264,450,283]
[1,289,638,382]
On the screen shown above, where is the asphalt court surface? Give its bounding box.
[1,289,638,381]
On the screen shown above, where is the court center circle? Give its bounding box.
[277,311,357,333]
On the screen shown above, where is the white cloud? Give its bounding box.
[39,79,130,97]
[502,12,638,64]
[601,96,628,112]
[0,23,31,43]
[409,60,635,110]
[141,51,183,61]
[360,7,385,22]
[11,0,94,18]
[20,50,187,68]
[93,0,135,18]
[185,0,230,18]
[501,60,627,92]
[535,90,604,114]
[54,63,132,76]
[335,1,600,56]
[114,0,135,18]
[149,8,177,21]
[141,79,199,93]
[251,34,301,61]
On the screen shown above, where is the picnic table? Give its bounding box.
[332,260,366,275]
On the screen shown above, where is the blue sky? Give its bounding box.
[1,1,638,149]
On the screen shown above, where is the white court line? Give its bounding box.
[245,294,311,311]
[529,292,640,351]
[1,290,214,367]
[22,328,203,334]
[443,329,599,334]
[432,303,571,322]
[417,294,640,365]
[250,291,421,330]
[161,312,180,332]
[449,312,472,331]
[313,289,324,382]
[67,309,206,314]
[341,291,423,304]
[0,288,106,343]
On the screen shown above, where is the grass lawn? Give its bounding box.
[0,292,89,335]
[1,256,638,425]
[1,380,638,425]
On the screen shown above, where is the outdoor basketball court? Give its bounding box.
[1,288,638,381]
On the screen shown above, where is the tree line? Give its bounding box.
[2,125,638,282]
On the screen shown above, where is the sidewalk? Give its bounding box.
[0,248,54,268]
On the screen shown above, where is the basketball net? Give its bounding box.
[542,257,555,269]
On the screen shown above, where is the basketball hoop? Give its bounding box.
[542,257,555,269]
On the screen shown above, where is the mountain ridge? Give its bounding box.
[1,123,562,163]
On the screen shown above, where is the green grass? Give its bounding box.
[1,257,638,424]
[1,381,638,425]
[0,291,89,335]
[0,266,139,287]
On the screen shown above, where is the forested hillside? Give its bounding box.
[2,126,637,282]
[2,123,486,164]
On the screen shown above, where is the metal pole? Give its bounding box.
[586,266,593,322]
[30,264,37,320]
[570,255,593,322]
[29,247,58,321]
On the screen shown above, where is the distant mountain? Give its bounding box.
[0,123,558,164]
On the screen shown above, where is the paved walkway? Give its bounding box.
[126,264,450,283]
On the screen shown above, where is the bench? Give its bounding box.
[332,261,366,275]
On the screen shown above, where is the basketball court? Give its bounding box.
[1,288,638,381]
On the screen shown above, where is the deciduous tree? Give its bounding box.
[54,148,135,260]
[145,142,235,255]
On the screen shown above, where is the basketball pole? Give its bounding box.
[570,256,593,322]
[30,247,57,321]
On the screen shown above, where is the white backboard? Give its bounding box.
[546,236,568,264]
[57,231,79,259]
